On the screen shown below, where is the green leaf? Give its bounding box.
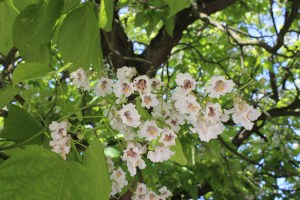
[13,0,63,63]
[12,62,54,84]
[170,138,187,165]
[163,0,190,17]
[135,12,147,27]
[135,97,152,120]
[164,15,175,37]
[13,0,41,12]
[83,139,111,200]
[99,0,114,32]
[1,104,43,144]
[58,2,102,71]
[62,0,80,13]
[0,85,21,109]
[0,0,18,56]
[0,146,95,200]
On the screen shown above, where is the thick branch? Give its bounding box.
[138,0,237,76]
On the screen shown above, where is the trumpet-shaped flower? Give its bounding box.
[206,76,235,98]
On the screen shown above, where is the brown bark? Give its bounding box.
[101,0,238,77]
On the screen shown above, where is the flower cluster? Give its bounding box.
[48,120,71,160]
[68,66,261,197]
[132,183,172,200]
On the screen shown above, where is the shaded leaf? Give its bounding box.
[12,62,54,84]
[0,0,18,56]
[0,85,21,109]
[58,2,102,71]
[163,0,190,17]
[13,0,63,63]
[83,139,111,200]
[62,0,80,13]
[13,0,41,12]
[1,104,43,144]
[0,146,94,200]
[164,15,175,37]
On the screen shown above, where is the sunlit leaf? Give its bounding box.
[99,0,114,32]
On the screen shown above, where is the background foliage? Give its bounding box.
[0,0,299,199]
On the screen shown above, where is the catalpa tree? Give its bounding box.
[0,0,299,199]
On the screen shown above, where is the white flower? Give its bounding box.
[152,101,171,119]
[94,77,113,97]
[175,73,196,93]
[49,120,69,141]
[127,158,146,177]
[159,128,177,147]
[141,93,159,109]
[49,134,71,160]
[159,186,172,200]
[110,167,128,196]
[147,145,174,162]
[121,142,145,164]
[171,87,187,101]
[144,191,159,200]
[206,76,235,98]
[119,103,141,128]
[174,94,200,116]
[113,80,134,99]
[232,98,261,130]
[166,111,185,133]
[111,167,126,181]
[132,183,149,200]
[204,102,230,123]
[190,117,224,142]
[150,78,163,90]
[121,142,146,176]
[117,66,137,81]
[185,96,201,115]
[139,120,163,141]
[123,127,137,141]
[133,75,151,93]
[106,157,114,173]
[70,68,90,91]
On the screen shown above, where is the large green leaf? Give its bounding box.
[13,0,42,12]
[13,0,63,63]
[0,0,18,56]
[0,146,94,200]
[83,139,111,200]
[99,0,114,32]
[1,105,43,144]
[12,62,54,84]
[58,2,102,70]
[0,85,21,109]
[62,0,80,13]
[163,0,190,17]
[170,138,187,165]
